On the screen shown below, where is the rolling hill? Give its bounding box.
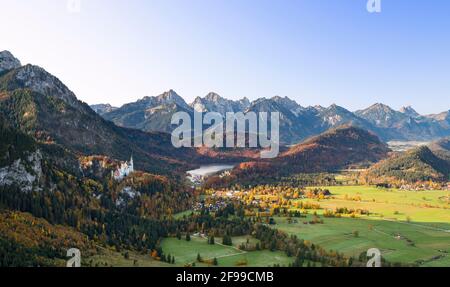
[227,125,391,185]
[430,137,450,153]
[429,137,450,164]
[364,145,450,183]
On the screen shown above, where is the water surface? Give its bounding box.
[187,164,235,177]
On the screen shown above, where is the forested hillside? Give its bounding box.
[363,146,450,183]
[208,126,390,186]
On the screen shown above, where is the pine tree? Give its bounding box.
[222,235,232,246]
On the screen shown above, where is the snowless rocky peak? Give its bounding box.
[399,106,420,117]
[313,105,326,112]
[14,64,83,109]
[368,103,393,112]
[272,95,298,105]
[204,92,223,102]
[239,97,251,108]
[90,104,118,115]
[191,92,251,114]
[191,96,207,112]
[0,51,90,113]
[155,90,190,110]
[271,96,303,112]
[356,103,397,119]
[0,50,22,73]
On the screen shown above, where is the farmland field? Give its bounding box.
[160,236,294,267]
[302,186,449,225]
[274,186,450,266]
[89,247,171,267]
[91,185,450,267]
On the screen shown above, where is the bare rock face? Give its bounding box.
[0,150,43,193]
[0,50,22,73]
[190,92,251,114]
[14,65,81,108]
[90,104,118,115]
[0,51,88,112]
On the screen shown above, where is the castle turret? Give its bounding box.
[130,155,134,172]
[112,155,134,181]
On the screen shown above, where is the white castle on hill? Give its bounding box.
[112,156,134,181]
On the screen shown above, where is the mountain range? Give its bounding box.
[93,91,450,145]
[2,49,449,182]
[0,51,201,177]
[211,125,391,186]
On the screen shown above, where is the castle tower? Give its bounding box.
[129,155,134,172]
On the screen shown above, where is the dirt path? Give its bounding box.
[382,218,450,233]
[189,235,248,264]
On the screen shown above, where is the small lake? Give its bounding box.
[187,164,235,177]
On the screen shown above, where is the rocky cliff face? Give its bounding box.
[399,106,420,118]
[0,150,43,193]
[191,92,250,114]
[0,51,21,74]
[6,64,88,112]
[90,104,118,115]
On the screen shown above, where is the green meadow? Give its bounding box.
[91,186,449,267]
[303,186,449,226]
[90,235,293,267]
[160,235,294,267]
[275,185,450,266]
[88,247,171,267]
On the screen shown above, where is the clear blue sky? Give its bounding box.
[1,0,449,114]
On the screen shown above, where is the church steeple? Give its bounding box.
[130,155,134,171]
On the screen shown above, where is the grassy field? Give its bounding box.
[88,247,171,267]
[91,186,449,267]
[275,185,450,266]
[313,186,447,225]
[172,210,196,219]
[160,236,294,267]
[89,236,294,267]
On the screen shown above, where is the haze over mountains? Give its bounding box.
[94,90,450,145]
